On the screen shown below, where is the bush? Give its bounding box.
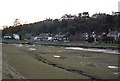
[87,37,94,42]
[102,36,114,43]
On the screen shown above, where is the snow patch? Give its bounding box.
[65,47,120,54]
[53,55,61,58]
[113,72,119,75]
[108,66,118,69]
[29,48,36,51]
[14,44,23,47]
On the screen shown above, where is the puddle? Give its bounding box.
[14,44,23,47]
[32,45,35,46]
[65,47,120,54]
[108,66,118,69]
[53,55,61,58]
[29,48,36,51]
[113,72,120,75]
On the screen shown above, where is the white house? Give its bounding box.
[107,31,120,40]
[3,35,12,39]
[112,12,120,16]
[54,34,68,41]
[33,33,53,41]
[60,14,76,21]
[92,13,106,18]
[48,37,53,41]
[13,34,20,40]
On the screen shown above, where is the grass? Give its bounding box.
[2,43,119,79]
[30,45,118,79]
[2,39,119,48]
[2,73,12,79]
[2,44,89,79]
[2,39,28,44]
[95,43,119,47]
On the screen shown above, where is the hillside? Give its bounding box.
[2,14,119,41]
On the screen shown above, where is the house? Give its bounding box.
[82,12,89,18]
[3,35,12,39]
[92,13,106,18]
[33,33,53,41]
[107,31,120,40]
[47,36,54,41]
[83,32,97,42]
[33,33,69,42]
[13,34,20,40]
[82,33,89,41]
[112,12,120,16]
[78,12,89,18]
[3,34,13,39]
[54,34,68,42]
[23,33,33,40]
[3,34,20,40]
[60,14,77,20]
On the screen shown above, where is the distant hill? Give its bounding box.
[2,14,119,41]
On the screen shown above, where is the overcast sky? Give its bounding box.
[0,0,119,29]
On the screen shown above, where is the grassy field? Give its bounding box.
[2,44,89,79]
[33,40,119,48]
[2,39,119,48]
[32,45,119,79]
[2,43,119,79]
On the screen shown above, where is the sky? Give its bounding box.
[0,0,119,29]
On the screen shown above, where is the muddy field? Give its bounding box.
[2,43,119,80]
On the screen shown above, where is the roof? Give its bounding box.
[92,13,106,18]
[107,31,120,37]
[112,12,120,16]
[55,35,66,38]
[37,33,52,37]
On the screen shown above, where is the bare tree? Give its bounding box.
[13,18,21,26]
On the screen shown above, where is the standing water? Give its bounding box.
[65,47,120,54]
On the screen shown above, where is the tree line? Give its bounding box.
[2,14,120,42]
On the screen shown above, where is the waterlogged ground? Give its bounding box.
[2,44,89,79]
[2,44,119,79]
